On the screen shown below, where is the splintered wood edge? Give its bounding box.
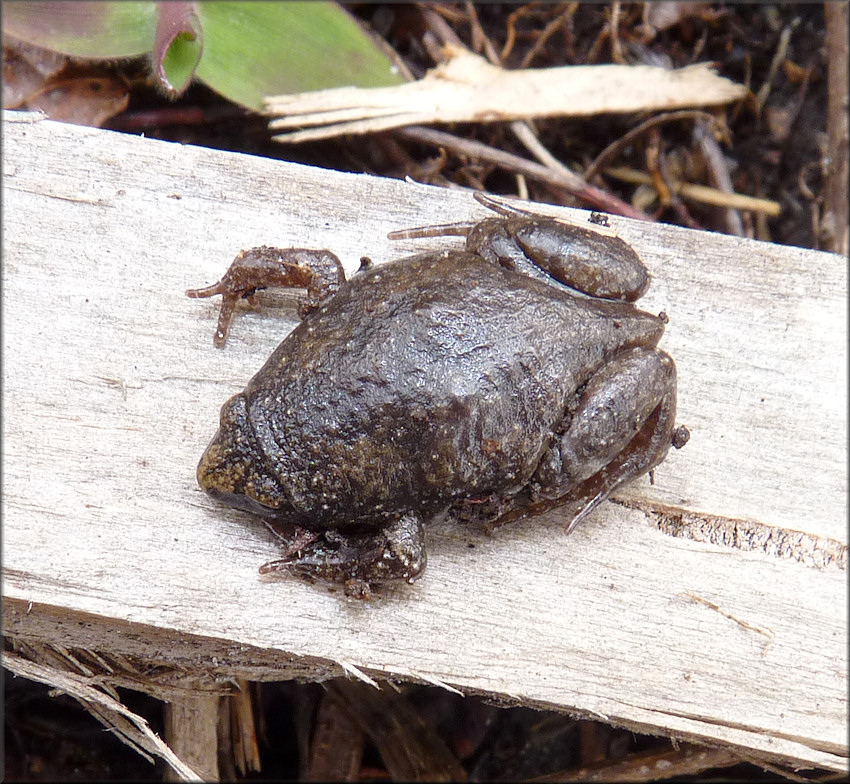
[3,597,843,774]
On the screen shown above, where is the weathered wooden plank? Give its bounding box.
[2,112,846,772]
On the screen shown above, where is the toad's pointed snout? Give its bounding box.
[196,394,286,516]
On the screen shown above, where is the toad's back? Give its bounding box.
[242,250,661,526]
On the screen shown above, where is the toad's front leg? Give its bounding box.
[259,513,427,599]
[531,346,679,533]
[187,246,345,347]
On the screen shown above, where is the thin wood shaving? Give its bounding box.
[405,668,466,696]
[337,659,380,689]
[4,651,201,781]
[266,45,748,143]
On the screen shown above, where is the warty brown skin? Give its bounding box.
[188,203,682,597]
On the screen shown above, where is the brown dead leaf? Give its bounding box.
[27,70,128,126]
[2,36,68,108]
[2,37,128,126]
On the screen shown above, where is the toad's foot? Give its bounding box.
[187,246,345,347]
[258,513,426,599]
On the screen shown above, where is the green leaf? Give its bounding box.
[160,32,203,95]
[194,2,403,110]
[2,1,157,58]
[3,1,404,111]
[153,3,203,96]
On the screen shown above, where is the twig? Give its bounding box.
[755,19,797,114]
[465,1,501,65]
[397,125,651,220]
[644,126,671,208]
[519,5,576,70]
[822,1,849,254]
[609,1,627,64]
[515,173,529,200]
[510,120,577,183]
[420,5,465,49]
[461,9,632,227]
[657,149,703,229]
[584,110,720,182]
[694,117,745,236]
[604,166,781,216]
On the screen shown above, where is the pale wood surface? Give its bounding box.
[2,112,847,771]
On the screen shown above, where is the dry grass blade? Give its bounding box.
[603,166,782,215]
[4,651,201,781]
[230,680,262,775]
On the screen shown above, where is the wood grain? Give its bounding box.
[2,111,846,772]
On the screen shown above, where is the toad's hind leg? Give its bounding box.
[186,246,345,347]
[259,513,426,599]
[532,347,678,534]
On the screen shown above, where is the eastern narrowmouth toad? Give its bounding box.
[187,194,687,597]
